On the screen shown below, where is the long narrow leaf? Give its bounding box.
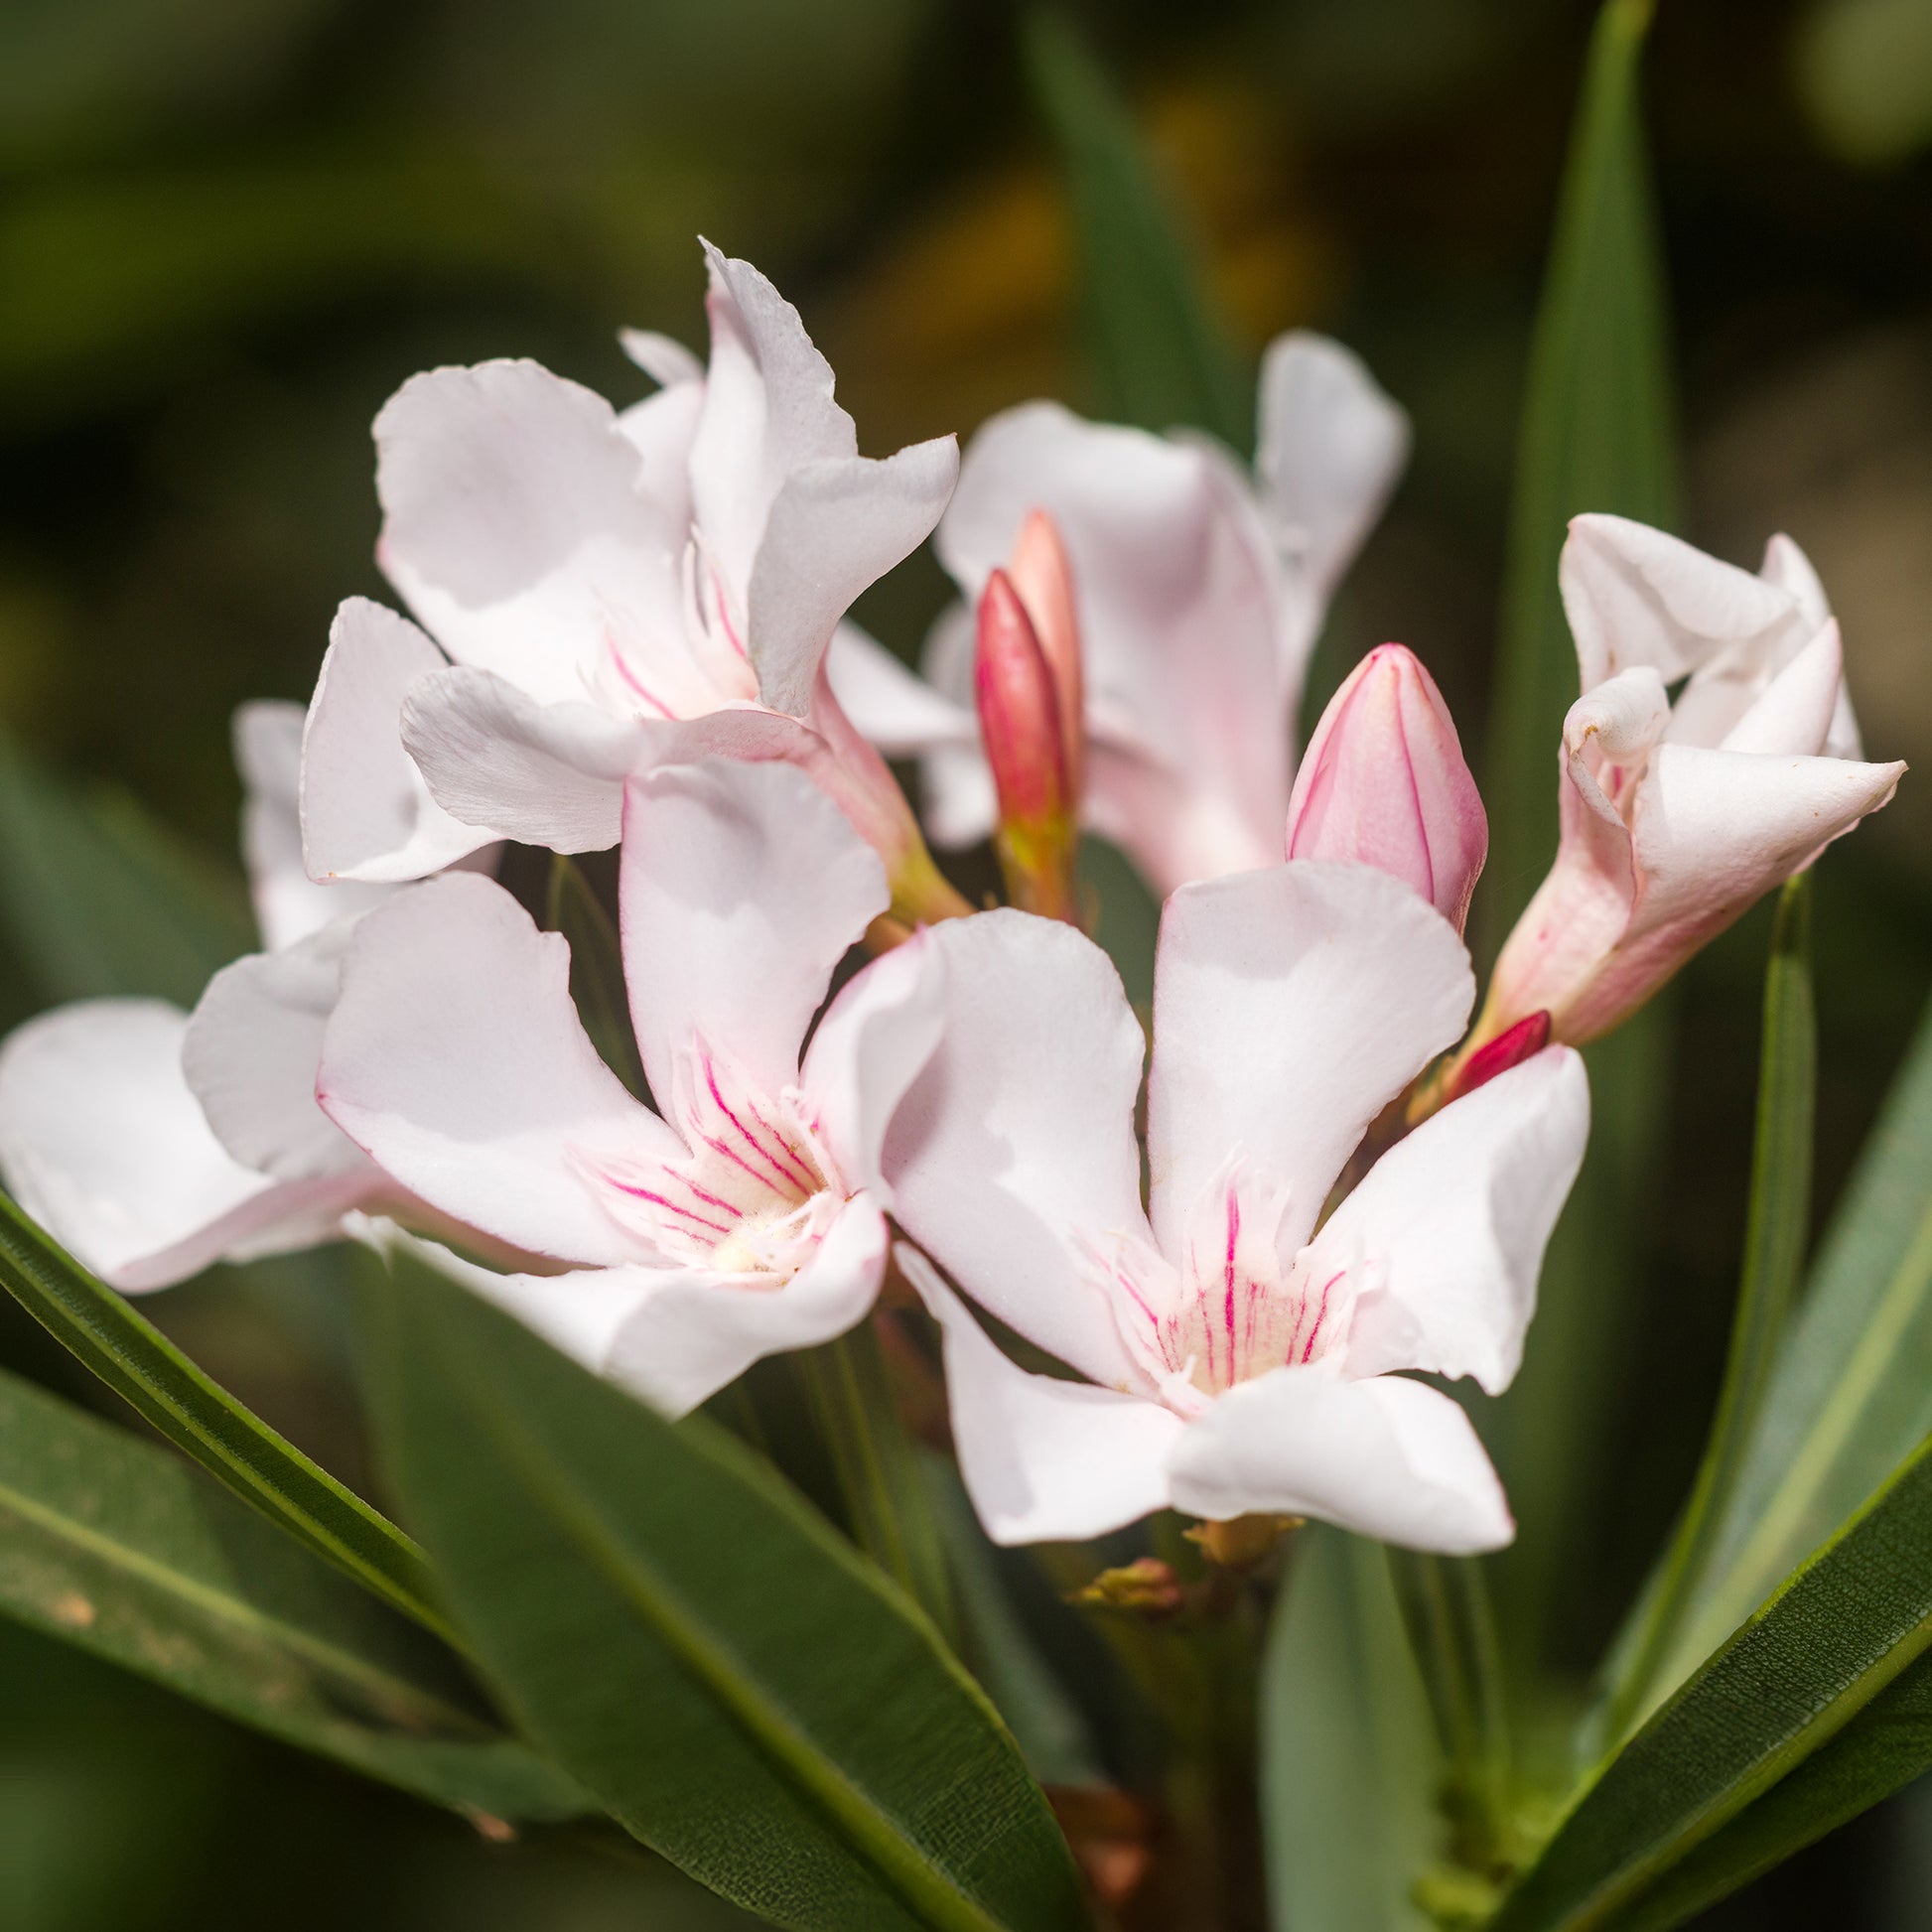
[364,1236,1092,1932]
[0,1361,583,1821]
[1476,0,1679,1665]
[1597,876,1815,1740]
[1024,10,1249,447]
[1665,974,1932,1684]
[1490,1432,1932,1932]
[0,1192,448,1642]
[1261,1529,1442,1931]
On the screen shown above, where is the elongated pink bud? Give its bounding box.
[1007,510,1084,799]
[977,568,1076,920]
[1286,643,1488,933]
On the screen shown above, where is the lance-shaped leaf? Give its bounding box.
[1024,10,1249,448]
[0,1191,448,1642]
[1490,1433,1932,1932]
[1662,972,1932,1688]
[1475,0,1679,1666]
[1261,1528,1442,1931]
[363,1237,1093,1932]
[1595,876,1814,1741]
[0,1361,584,1821]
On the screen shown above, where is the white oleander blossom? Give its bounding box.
[317,759,945,1416]
[827,333,1410,897]
[884,865,1588,1551]
[300,242,965,925]
[1465,515,1906,1058]
[0,704,444,1289]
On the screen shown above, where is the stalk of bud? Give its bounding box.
[977,565,1080,921]
[1285,643,1488,934]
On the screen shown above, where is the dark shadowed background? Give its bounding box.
[2,0,1930,1924]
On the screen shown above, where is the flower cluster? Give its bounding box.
[0,246,1902,1557]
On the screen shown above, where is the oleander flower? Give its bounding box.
[827,333,1410,897]
[316,759,944,1416]
[1463,515,1905,1058]
[301,243,966,926]
[884,864,1587,1551]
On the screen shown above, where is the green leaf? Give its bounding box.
[1474,0,1679,1668]
[364,1237,1093,1932]
[0,1191,450,1643]
[1024,10,1249,447]
[0,1360,584,1822]
[0,736,251,1009]
[1597,877,1815,1741]
[1261,1529,1441,1931]
[1490,1432,1932,1932]
[546,855,647,1101]
[1663,958,1932,1689]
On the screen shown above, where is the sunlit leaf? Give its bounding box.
[546,855,647,1100]
[1475,0,1679,1667]
[0,1361,584,1821]
[1261,1528,1441,1931]
[1024,10,1249,447]
[364,1235,1093,1932]
[1491,1432,1932,1932]
[0,1192,450,1643]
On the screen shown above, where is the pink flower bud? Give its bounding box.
[1444,1010,1551,1104]
[1007,510,1084,800]
[1285,643,1487,933]
[976,568,1077,919]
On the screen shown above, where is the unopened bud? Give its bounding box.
[1069,1557,1183,1618]
[977,568,1078,921]
[1007,510,1084,799]
[1286,644,1487,933]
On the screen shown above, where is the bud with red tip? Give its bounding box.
[976,525,1085,921]
[1285,643,1487,934]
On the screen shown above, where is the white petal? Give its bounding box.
[400,665,651,853]
[799,928,947,1201]
[618,327,705,389]
[1316,1047,1589,1395]
[0,1000,369,1291]
[183,922,366,1182]
[1147,862,1473,1255]
[1718,621,1844,758]
[374,359,690,707]
[234,700,389,950]
[1561,513,1803,693]
[619,759,888,1107]
[300,599,502,887]
[749,441,959,718]
[601,1195,889,1417]
[1253,331,1409,601]
[1168,1368,1513,1553]
[824,621,977,759]
[900,1246,1182,1546]
[883,911,1151,1390]
[914,602,999,848]
[319,873,675,1265]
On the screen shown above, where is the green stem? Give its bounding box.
[1598,875,1816,1746]
[796,1321,956,1643]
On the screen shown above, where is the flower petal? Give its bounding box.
[824,621,978,759]
[883,910,1151,1390]
[300,599,503,886]
[1718,621,1844,758]
[799,928,947,1201]
[749,442,959,717]
[1147,861,1473,1255]
[0,1000,370,1291]
[374,358,691,707]
[620,759,888,1107]
[899,1246,1182,1546]
[183,923,366,1182]
[319,873,675,1266]
[1316,1046,1589,1395]
[1167,1368,1513,1553]
[1253,331,1409,604]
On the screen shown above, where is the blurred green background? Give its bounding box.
[2,0,1931,1924]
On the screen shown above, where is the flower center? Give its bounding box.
[1087,1165,1352,1413]
[577,1043,844,1281]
